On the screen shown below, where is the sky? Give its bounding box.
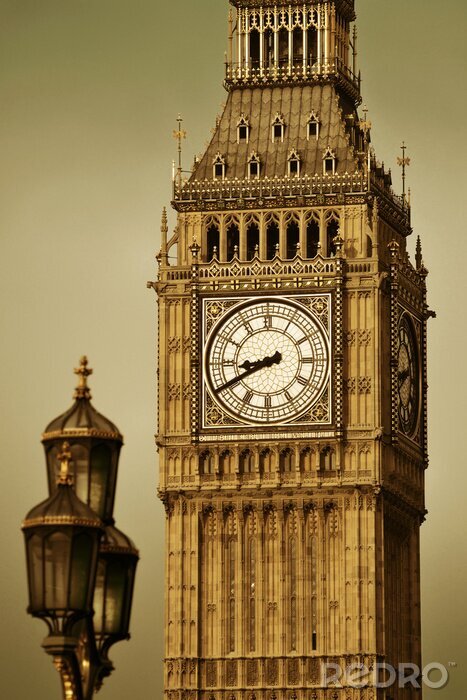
[0,1,466,698]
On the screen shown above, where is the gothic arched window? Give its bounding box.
[307,26,318,64]
[237,114,250,143]
[286,217,300,259]
[249,28,260,69]
[206,223,220,261]
[278,27,288,66]
[213,152,226,179]
[220,450,234,475]
[292,27,303,66]
[306,215,320,258]
[248,152,261,179]
[325,213,339,257]
[287,149,301,177]
[299,447,313,472]
[240,449,254,474]
[280,448,293,472]
[272,114,285,143]
[246,221,260,260]
[199,451,214,475]
[266,219,279,260]
[307,111,320,140]
[226,220,240,260]
[259,448,273,473]
[323,147,337,175]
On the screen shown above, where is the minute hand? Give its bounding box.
[215,351,282,393]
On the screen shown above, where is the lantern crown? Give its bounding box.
[43,356,123,443]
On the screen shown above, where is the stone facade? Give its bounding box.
[149,2,430,698]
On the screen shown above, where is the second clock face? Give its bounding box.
[397,314,420,437]
[204,297,330,424]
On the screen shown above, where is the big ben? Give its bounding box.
[148,1,430,698]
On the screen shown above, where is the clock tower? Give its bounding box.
[149,1,431,699]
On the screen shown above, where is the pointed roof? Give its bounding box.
[191,84,361,182]
[42,357,123,443]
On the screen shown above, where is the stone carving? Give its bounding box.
[266,658,278,686]
[246,659,258,686]
[308,657,320,684]
[168,383,181,400]
[288,658,299,685]
[168,336,181,353]
[358,376,372,394]
[226,660,237,687]
[359,329,372,346]
[344,330,357,346]
[344,377,357,394]
[206,660,217,687]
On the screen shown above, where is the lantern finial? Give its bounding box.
[74,355,92,400]
[57,441,73,485]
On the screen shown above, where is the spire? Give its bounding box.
[172,115,186,189]
[157,207,169,266]
[74,356,92,400]
[397,141,411,208]
[57,441,73,485]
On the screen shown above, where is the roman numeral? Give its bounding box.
[242,390,253,404]
[264,395,271,409]
[296,376,308,386]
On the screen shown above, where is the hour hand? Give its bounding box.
[215,351,282,393]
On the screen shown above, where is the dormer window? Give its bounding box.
[248,151,261,179]
[287,149,301,177]
[307,111,320,141]
[237,114,250,143]
[213,152,226,179]
[323,147,336,175]
[272,113,285,143]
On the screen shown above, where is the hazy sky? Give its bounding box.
[1,1,466,698]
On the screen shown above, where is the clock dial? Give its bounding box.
[204,298,330,424]
[397,314,420,437]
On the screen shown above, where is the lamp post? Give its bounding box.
[22,358,139,700]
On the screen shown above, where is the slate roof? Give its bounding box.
[191,84,362,183]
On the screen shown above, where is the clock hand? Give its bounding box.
[215,351,282,393]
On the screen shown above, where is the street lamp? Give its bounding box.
[22,358,139,700]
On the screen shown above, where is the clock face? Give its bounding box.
[397,314,420,437]
[204,297,330,425]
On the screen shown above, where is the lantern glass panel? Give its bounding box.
[46,445,60,494]
[71,444,89,506]
[93,560,106,632]
[70,533,94,610]
[44,531,70,609]
[103,560,126,634]
[27,533,44,610]
[89,445,111,517]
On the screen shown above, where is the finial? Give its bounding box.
[57,441,73,485]
[415,236,422,270]
[173,115,186,189]
[333,233,344,255]
[387,240,400,261]
[397,141,411,208]
[74,356,92,400]
[360,104,372,136]
[157,207,169,267]
[189,238,201,261]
